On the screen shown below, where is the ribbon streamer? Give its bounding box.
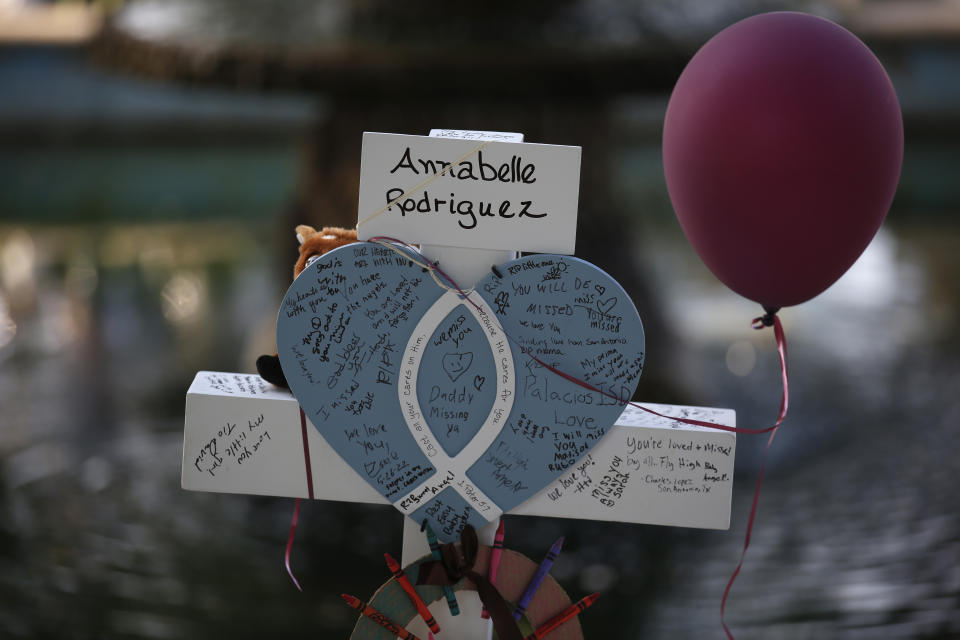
[285,407,316,591]
[299,406,316,499]
[285,498,304,592]
[417,525,523,640]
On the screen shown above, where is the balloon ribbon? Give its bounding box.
[417,525,523,640]
[721,311,788,639]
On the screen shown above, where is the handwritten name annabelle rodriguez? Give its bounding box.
[384,146,548,230]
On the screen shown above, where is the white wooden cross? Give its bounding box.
[182,130,736,640]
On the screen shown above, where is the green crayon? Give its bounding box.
[425,523,460,616]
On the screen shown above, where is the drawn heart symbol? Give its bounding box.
[277,243,644,541]
[442,352,474,382]
[597,296,618,314]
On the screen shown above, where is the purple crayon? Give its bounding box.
[513,537,564,621]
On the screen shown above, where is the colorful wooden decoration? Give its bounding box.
[350,545,584,640]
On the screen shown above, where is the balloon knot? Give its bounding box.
[752,306,780,330]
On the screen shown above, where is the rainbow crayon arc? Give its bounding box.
[385,552,441,633]
[513,537,564,621]
[524,593,600,640]
[341,593,422,640]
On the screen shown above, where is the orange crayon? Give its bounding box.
[385,552,441,633]
[524,593,600,640]
[341,593,422,640]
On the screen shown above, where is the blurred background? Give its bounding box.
[1,0,959,638]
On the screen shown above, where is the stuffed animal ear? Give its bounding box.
[294,226,358,278]
[295,225,317,245]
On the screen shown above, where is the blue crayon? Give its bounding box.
[425,523,460,616]
[513,537,564,621]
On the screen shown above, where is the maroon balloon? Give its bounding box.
[663,12,903,308]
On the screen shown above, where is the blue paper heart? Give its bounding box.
[277,242,644,541]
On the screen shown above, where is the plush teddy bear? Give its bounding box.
[256,225,358,388]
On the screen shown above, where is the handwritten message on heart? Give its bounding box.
[277,242,644,541]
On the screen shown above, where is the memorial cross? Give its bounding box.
[182,130,736,640]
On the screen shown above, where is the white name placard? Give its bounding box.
[357,132,582,254]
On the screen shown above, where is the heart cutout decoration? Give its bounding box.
[277,242,645,541]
